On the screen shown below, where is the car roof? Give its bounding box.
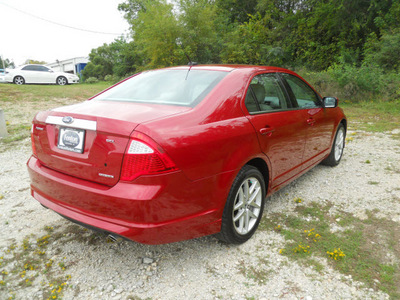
[165,64,293,73]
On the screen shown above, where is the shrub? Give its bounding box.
[104,75,113,82]
[104,74,121,83]
[85,77,99,84]
[300,65,400,102]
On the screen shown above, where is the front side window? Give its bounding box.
[38,66,51,72]
[93,69,228,107]
[245,73,290,113]
[281,73,321,108]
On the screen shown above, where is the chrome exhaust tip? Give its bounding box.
[107,234,122,243]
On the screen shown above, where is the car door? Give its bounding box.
[38,65,55,83]
[243,73,308,189]
[280,73,336,170]
[20,65,38,83]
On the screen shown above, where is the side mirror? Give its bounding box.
[323,97,338,108]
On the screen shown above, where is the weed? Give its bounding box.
[368,181,380,185]
[238,260,272,285]
[294,197,303,204]
[262,201,400,298]
[292,244,311,254]
[0,227,72,299]
[304,228,321,242]
[327,248,346,260]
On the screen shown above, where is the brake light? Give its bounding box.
[120,132,178,181]
[31,124,37,157]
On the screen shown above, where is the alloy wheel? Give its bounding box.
[232,177,262,235]
[334,127,345,161]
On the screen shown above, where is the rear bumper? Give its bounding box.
[27,156,227,244]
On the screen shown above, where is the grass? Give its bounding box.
[238,258,272,285]
[0,226,72,300]
[260,202,400,299]
[0,82,111,103]
[0,224,104,299]
[341,101,400,133]
[0,82,111,147]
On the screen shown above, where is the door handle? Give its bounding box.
[260,127,275,136]
[307,118,316,126]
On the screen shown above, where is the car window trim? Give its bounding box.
[276,73,299,108]
[248,107,302,115]
[245,72,294,115]
[248,85,262,112]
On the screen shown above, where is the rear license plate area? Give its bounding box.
[57,127,85,153]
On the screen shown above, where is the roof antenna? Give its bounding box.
[176,38,198,66]
[185,53,198,66]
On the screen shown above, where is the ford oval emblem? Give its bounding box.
[62,116,74,124]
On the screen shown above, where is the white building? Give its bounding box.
[46,57,89,76]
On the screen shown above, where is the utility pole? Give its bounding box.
[0,55,5,70]
[0,55,9,138]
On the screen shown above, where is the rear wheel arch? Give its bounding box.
[246,158,270,193]
[340,119,347,132]
[216,164,266,244]
[215,157,270,244]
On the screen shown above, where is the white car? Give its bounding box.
[5,64,80,85]
[0,69,5,83]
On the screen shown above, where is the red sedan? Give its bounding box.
[27,65,346,244]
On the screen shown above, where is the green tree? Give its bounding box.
[178,0,222,64]
[364,29,400,71]
[82,38,141,80]
[120,0,183,69]
[215,0,258,23]
[0,57,14,69]
[24,59,47,64]
[220,13,270,65]
[119,0,225,68]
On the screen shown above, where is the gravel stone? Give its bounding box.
[143,257,154,264]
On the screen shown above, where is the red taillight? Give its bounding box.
[120,132,178,181]
[31,125,37,157]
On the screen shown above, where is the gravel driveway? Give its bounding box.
[1,129,399,300]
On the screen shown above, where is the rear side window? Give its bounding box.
[22,65,37,71]
[281,73,321,108]
[245,73,290,113]
[93,69,228,107]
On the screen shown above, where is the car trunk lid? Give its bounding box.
[32,100,190,186]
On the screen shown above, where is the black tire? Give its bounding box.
[57,76,67,85]
[322,123,346,166]
[217,165,266,244]
[13,76,25,85]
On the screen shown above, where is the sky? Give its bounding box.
[0,0,130,67]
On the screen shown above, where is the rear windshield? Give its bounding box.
[93,69,228,106]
